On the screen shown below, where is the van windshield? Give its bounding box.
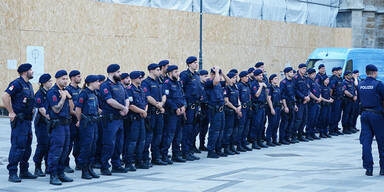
[349,52,384,81]
[306,59,345,75]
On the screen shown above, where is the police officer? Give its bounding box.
[315,64,327,86]
[357,64,384,176]
[142,64,167,166]
[250,69,268,149]
[180,56,202,161]
[33,74,53,177]
[255,62,269,142]
[206,67,231,158]
[329,67,344,136]
[223,72,241,155]
[294,64,310,142]
[64,70,82,172]
[161,65,187,163]
[341,71,357,134]
[319,76,333,138]
[94,75,106,169]
[47,70,74,185]
[100,64,129,175]
[119,73,130,168]
[158,60,169,84]
[351,70,360,132]
[2,63,37,182]
[198,70,209,151]
[75,75,101,179]
[125,71,148,170]
[237,71,252,151]
[306,68,321,140]
[266,74,282,146]
[280,67,298,144]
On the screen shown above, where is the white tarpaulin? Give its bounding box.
[229,0,263,19]
[286,0,308,24]
[99,0,150,6]
[307,0,331,26]
[150,0,192,12]
[192,0,230,16]
[262,0,286,22]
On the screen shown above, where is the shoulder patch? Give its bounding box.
[253,86,257,90]
[36,98,41,104]
[103,88,108,94]
[79,97,84,103]
[8,85,14,91]
[144,87,147,92]
[282,80,286,84]
[127,86,131,89]
[52,95,57,102]
[165,80,169,83]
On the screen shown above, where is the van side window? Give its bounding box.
[346,60,353,72]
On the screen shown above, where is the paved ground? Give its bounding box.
[0,118,383,192]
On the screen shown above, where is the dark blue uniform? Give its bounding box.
[180,69,202,156]
[280,78,296,142]
[47,84,71,176]
[329,75,344,134]
[160,78,186,161]
[319,84,332,136]
[266,84,282,144]
[76,88,99,169]
[205,79,226,154]
[94,88,103,166]
[358,77,384,172]
[64,84,81,168]
[237,81,251,148]
[307,77,321,138]
[100,79,127,169]
[199,81,209,149]
[125,84,147,164]
[352,78,360,130]
[142,76,164,162]
[315,72,327,86]
[294,73,309,139]
[33,87,50,170]
[250,81,267,145]
[6,77,34,176]
[342,78,356,132]
[223,84,240,149]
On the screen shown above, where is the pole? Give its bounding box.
[199,0,203,70]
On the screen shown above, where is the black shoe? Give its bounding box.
[183,154,195,161]
[366,169,373,176]
[100,168,112,175]
[152,159,167,165]
[298,137,309,142]
[125,163,137,171]
[320,133,327,138]
[216,150,227,157]
[343,129,352,134]
[8,174,21,183]
[50,175,62,185]
[172,156,186,163]
[93,162,102,169]
[88,166,100,178]
[63,166,74,173]
[58,173,73,182]
[20,171,37,179]
[112,166,129,173]
[199,145,208,151]
[266,141,276,147]
[207,151,220,159]
[336,131,344,135]
[350,128,357,134]
[325,133,332,138]
[252,142,261,150]
[243,144,252,151]
[231,146,240,154]
[306,136,314,141]
[224,147,235,155]
[288,139,296,144]
[191,154,200,160]
[380,168,384,176]
[258,141,268,148]
[136,161,150,169]
[34,167,46,177]
[329,132,337,136]
[280,140,290,145]
[162,157,173,165]
[237,145,246,152]
[81,168,92,180]
[273,141,281,146]
[312,134,320,140]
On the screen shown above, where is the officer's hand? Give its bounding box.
[329,98,334,103]
[59,90,67,99]
[98,108,102,114]
[76,121,80,127]
[176,108,182,116]
[353,96,357,101]
[142,111,147,118]
[294,105,298,112]
[284,107,289,114]
[9,112,16,122]
[271,109,276,115]
[160,107,165,114]
[237,111,242,118]
[64,90,71,98]
[46,115,50,120]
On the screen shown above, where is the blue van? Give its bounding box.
[306,48,384,81]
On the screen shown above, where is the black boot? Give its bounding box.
[192,146,201,154]
[258,141,268,148]
[50,174,62,185]
[237,145,246,152]
[243,144,252,151]
[172,156,186,163]
[366,169,373,176]
[63,166,74,173]
[280,140,290,145]
[88,165,100,178]
[312,134,320,140]
[152,159,168,165]
[34,164,46,177]
[252,142,261,150]
[266,141,276,147]
[216,149,227,157]
[273,140,281,146]
[20,171,37,179]
[207,151,220,159]
[125,163,137,171]
[81,168,92,180]
[224,146,235,155]
[136,161,150,169]
[162,156,173,165]
[58,173,73,182]
[100,168,112,175]
[112,166,129,173]
[8,174,21,183]
[199,145,208,151]
[231,145,240,154]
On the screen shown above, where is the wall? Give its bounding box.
[0,0,351,105]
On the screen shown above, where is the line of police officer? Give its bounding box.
[5,58,381,185]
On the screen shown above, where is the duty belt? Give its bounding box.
[149,106,161,115]
[362,108,384,115]
[208,105,224,112]
[187,102,200,110]
[242,102,251,109]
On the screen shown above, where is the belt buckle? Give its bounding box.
[156,109,161,115]
[190,104,196,110]
[218,106,224,112]
[242,104,247,109]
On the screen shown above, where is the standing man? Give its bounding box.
[142,64,167,166]
[237,71,252,151]
[280,67,298,144]
[266,74,282,146]
[47,70,74,185]
[94,75,106,169]
[315,64,327,86]
[351,70,360,133]
[99,64,129,175]
[342,71,357,134]
[33,74,53,177]
[64,70,82,172]
[294,64,310,142]
[161,65,187,164]
[2,63,37,182]
[358,64,384,176]
[319,76,333,138]
[158,60,169,84]
[329,67,344,136]
[180,56,202,161]
[306,68,321,140]
[198,70,210,151]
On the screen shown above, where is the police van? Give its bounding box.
[306,48,384,81]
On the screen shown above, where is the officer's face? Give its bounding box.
[271,77,279,84]
[200,74,208,83]
[256,74,263,81]
[57,76,69,88]
[299,67,306,74]
[189,61,198,71]
[230,77,236,84]
[73,75,81,84]
[319,67,325,74]
[338,70,343,76]
[89,81,100,90]
[324,78,329,86]
[309,73,316,79]
[153,68,161,77]
[170,70,179,80]
[287,71,294,78]
[241,76,248,83]
[163,65,169,73]
[26,69,34,79]
[44,79,53,89]
[113,71,121,82]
